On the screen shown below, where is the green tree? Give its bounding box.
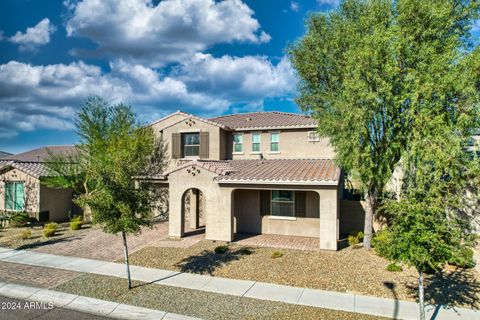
[382,110,479,319]
[45,96,167,289]
[289,0,480,248]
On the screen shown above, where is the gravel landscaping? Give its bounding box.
[0,223,92,250]
[54,273,387,320]
[127,240,480,308]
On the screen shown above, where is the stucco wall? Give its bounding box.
[233,189,320,237]
[0,168,40,214]
[168,165,234,241]
[230,129,335,160]
[39,185,73,222]
[159,118,224,170]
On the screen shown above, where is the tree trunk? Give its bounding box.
[418,270,425,320]
[363,188,378,249]
[122,231,132,289]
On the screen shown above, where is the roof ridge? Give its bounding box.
[208,111,310,120]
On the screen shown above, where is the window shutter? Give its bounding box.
[260,190,271,216]
[295,191,306,217]
[172,133,181,158]
[200,132,209,159]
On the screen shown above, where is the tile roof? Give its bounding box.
[0,161,52,178]
[208,112,317,130]
[3,146,77,162]
[0,151,12,158]
[164,159,340,185]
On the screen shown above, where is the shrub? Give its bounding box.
[372,229,393,258]
[9,212,29,228]
[43,222,58,237]
[386,263,403,272]
[448,247,475,269]
[43,228,55,238]
[348,231,364,247]
[20,230,32,240]
[238,247,252,255]
[348,234,360,246]
[214,245,229,254]
[271,251,283,259]
[70,215,83,230]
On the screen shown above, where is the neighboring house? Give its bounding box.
[0,146,78,222]
[147,111,350,250]
[0,151,12,158]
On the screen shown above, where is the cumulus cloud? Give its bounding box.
[8,18,56,51]
[0,56,294,137]
[317,0,340,7]
[65,0,270,66]
[290,1,300,12]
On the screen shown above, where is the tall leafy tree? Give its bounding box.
[289,0,480,248]
[382,108,480,319]
[45,96,167,289]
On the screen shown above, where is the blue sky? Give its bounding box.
[0,0,340,153]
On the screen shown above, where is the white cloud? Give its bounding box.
[317,0,340,7]
[8,18,56,51]
[65,0,270,66]
[0,56,295,137]
[290,1,300,12]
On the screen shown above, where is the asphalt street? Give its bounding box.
[0,295,111,320]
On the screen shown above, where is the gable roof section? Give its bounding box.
[208,112,317,130]
[163,159,340,185]
[0,160,51,178]
[3,146,77,162]
[0,151,12,158]
[150,111,230,131]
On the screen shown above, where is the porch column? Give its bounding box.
[205,188,234,242]
[189,189,199,230]
[317,189,339,250]
[168,188,184,238]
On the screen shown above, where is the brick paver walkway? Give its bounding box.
[0,261,80,288]
[233,233,319,251]
[33,222,170,261]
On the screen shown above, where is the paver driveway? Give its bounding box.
[32,222,169,261]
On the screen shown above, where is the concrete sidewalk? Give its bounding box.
[0,280,199,320]
[0,247,478,320]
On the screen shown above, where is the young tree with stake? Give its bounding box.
[45,96,167,289]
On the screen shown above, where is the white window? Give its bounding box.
[233,133,244,153]
[307,131,321,142]
[183,133,200,157]
[270,131,279,152]
[251,132,261,153]
[271,190,294,216]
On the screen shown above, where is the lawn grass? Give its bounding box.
[0,223,92,250]
[54,273,388,320]
[127,240,480,308]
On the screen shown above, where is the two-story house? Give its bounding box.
[149,111,344,250]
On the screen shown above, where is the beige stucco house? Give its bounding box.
[0,146,78,222]
[146,111,354,250]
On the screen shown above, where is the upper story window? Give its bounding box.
[5,181,25,211]
[270,131,279,152]
[183,133,200,157]
[251,132,261,153]
[233,133,244,153]
[307,131,321,142]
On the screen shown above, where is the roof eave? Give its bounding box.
[216,179,339,186]
[230,124,317,131]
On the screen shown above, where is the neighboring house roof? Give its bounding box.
[0,145,78,178]
[3,146,77,162]
[208,112,317,130]
[163,159,340,185]
[0,160,51,178]
[0,151,12,158]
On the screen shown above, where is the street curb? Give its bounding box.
[0,247,479,320]
[0,281,200,320]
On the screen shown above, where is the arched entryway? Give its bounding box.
[181,188,206,235]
